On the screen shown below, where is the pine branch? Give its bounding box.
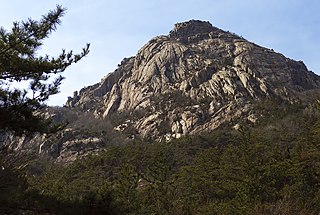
[0,5,89,134]
[0,5,65,56]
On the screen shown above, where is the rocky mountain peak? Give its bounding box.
[169,20,215,38]
[6,20,320,163]
[65,20,320,141]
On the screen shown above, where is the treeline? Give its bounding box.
[1,99,320,214]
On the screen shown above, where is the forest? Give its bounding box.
[1,99,320,214]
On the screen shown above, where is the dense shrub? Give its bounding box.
[2,99,320,214]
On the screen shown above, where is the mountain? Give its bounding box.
[3,20,320,162]
[66,20,320,138]
[3,20,320,214]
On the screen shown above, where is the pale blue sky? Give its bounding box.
[1,0,319,105]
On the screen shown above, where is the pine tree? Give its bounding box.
[0,5,90,134]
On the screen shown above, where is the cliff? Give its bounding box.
[4,20,320,162]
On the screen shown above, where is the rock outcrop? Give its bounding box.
[65,20,320,140]
[5,20,320,162]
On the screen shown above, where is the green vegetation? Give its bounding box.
[1,99,320,214]
[0,5,89,134]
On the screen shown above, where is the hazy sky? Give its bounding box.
[1,0,319,106]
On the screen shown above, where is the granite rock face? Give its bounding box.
[5,20,320,162]
[2,120,106,163]
[65,20,320,140]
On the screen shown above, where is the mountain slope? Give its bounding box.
[66,20,320,140]
[3,20,320,162]
[3,20,320,214]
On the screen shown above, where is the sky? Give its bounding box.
[1,0,319,106]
